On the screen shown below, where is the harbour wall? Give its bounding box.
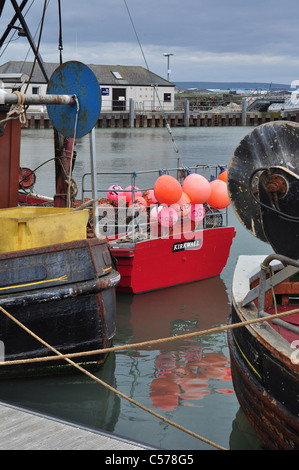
[26,109,299,129]
[25,102,299,129]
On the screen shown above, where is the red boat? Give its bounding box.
[91,165,236,294]
[20,162,235,295]
[110,225,235,294]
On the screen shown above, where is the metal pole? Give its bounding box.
[89,127,101,238]
[164,53,173,81]
[0,93,75,106]
[242,98,247,126]
[129,98,135,128]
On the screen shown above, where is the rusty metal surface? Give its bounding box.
[228,121,299,243]
[0,93,74,106]
[0,112,21,209]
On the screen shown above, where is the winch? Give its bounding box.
[228,121,299,258]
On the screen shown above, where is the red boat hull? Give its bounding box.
[110,226,235,293]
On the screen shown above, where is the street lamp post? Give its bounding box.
[163,53,173,81]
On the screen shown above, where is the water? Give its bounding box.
[0,126,272,450]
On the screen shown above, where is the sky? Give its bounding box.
[1,0,299,86]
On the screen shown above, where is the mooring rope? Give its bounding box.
[0,305,227,450]
[1,305,297,366]
[0,306,298,450]
[66,95,80,207]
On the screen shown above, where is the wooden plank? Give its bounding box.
[0,402,147,450]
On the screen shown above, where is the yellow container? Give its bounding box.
[0,206,89,253]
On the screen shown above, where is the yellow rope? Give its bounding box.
[0,305,298,450]
[0,305,297,366]
[0,305,225,450]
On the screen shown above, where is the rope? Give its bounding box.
[4,91,28,127]
[0,305,298,449]
[0,305,225,450]
[1,305,298,366]
[66,95,80,207]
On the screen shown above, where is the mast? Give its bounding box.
[0,1,76,208]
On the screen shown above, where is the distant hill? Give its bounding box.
[175,81,291,91]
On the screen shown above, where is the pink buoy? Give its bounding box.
[182,173,211,204]
[142,189,157,205]
[107,184,123,201]
[158,206,179,227]
[176,191,191,217]
[124,185,142,202]
[187,203,205,222]
[150,205,164,220]
[128,196,147,208]
[127,196,148,216]
[154,174,182,205]
[207,179,230,209]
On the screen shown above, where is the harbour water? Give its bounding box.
[0,126,272,450]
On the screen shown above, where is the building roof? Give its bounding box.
[0,61,174,87]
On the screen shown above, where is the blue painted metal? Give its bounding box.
[46,61,101,138]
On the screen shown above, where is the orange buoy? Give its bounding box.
[218,169,228,183]
[154,174,182,205]
[207,179,230,209]
[158,206,179,227]
[182,173,211,204]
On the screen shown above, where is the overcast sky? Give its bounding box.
[1,0,299,86]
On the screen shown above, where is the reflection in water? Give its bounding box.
[116,277,233,415]
[230,408,265,450]
[0,353,120,433]
[151,351,233,411]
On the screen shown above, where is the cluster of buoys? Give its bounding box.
[106,169,230,228]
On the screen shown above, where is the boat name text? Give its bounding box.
[172,239,202,252]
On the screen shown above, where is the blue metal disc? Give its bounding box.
[47,61,101,138]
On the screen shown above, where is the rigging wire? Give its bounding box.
[24,0,48,93]
[0,0,35,58]
[57,0,63,64]
[123,0,182,163]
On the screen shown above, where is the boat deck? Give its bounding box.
[0,401,148,450]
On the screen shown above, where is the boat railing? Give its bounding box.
[242,253,299,336]
[80,165,230,239]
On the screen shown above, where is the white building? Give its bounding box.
[0,61,175,113]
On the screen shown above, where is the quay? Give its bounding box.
[0,401,148,450]
[26,107,299,130]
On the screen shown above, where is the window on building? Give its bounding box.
[111,71,122,79]
[32,87,40,94]
[164,93,171,102]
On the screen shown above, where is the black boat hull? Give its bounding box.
[0,237,120,378]
[228,306,299,450]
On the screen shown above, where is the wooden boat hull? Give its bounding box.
[0,237,120,378]
[110,226,235,293]
[228,256,299,450]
